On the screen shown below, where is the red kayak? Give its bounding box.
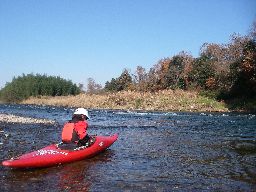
[2,134,118,168]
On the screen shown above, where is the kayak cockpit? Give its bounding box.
[56,136,96,151]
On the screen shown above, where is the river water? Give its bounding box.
[0,104,255,191]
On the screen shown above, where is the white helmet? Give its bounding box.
[73,108,89,119]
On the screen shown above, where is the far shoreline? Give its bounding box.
[19,90,230,113]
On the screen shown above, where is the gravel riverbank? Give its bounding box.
[0,113,56,124]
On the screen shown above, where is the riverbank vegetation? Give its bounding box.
[100,22,256,112]
[21,90,228,112]
[0,74,80,102]
[1,22,255,112]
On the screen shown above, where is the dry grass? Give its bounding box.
[21,90,228,112]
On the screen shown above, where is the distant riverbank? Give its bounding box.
[21,90,228,112]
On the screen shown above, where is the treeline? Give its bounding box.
[1,22,255,109]
[0,74,80,102]
[104,22,256,103]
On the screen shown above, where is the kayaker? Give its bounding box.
[61,108,91,147]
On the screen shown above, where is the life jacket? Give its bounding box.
[61,122,77,143]
[61,121,88,143]
[73,121,88,140]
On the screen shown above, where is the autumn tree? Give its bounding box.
[164,52,194,89]
[102,20,256,105]
[146,52,194,91]
[86,78,102,94]
[189,54,215,89]
[133,66,148,91]
[199,43,229,90]
[104,69,132,91]
[154,58,171,89]
[117,69,133,91]
[228,27,256,98]
[178,51,194,90]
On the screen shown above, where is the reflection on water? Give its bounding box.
[0,104,256,191]
[57,151,115,192]
[1,149,115,192]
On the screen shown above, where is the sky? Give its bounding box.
[0,0,255,89]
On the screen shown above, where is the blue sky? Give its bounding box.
[0,0,255,89]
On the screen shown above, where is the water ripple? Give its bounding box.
[0,104,255,191]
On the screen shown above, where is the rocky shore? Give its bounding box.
[0,113,56,124]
